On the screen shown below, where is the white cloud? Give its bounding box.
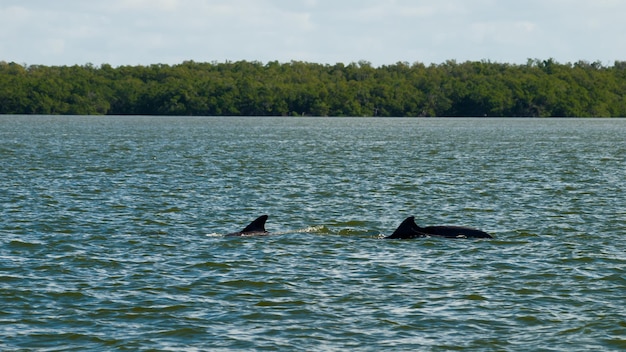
[1,0,625,66]
[111,0,180,12]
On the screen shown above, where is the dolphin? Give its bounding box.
[385,216,493,239]
[225,215,269,237]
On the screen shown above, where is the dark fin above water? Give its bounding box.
[241,215,268,233]
[224,215,269,237]
[385,216,426,239]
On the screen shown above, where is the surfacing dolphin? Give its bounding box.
[385,216,493,239]
[225,215,269,237]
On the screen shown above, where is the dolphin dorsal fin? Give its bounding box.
[386,216,421,239]
[241,215,268,233]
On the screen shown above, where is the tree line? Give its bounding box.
[1,59,625,117]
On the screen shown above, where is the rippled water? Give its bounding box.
[1,116,625,351]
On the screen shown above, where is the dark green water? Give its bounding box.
[1,116,625,351]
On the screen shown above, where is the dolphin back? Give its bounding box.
[385,216,493,239]
[422,225,493,239]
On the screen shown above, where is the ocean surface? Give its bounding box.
[1,115,625,351]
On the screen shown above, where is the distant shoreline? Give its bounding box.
[2,59,625,117]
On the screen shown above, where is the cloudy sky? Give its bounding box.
[1,0,624,67]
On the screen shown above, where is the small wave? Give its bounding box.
[294,225,327,233]
[205,226,327,237]
[8,239,45,248]
[270,225,328,235]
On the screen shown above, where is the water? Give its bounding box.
[1,116,625,351]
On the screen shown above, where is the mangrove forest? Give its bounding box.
[1,59,625,117]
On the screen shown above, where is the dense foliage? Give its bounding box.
[1,59,625,116]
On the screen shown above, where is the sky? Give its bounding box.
[1,0,625,67]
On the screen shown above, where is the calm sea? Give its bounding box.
[1,116,625,351]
